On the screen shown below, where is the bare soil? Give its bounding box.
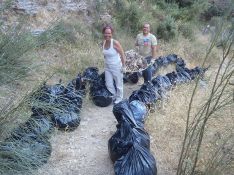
[36,83,140,175]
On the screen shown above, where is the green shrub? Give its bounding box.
[178,22,194,40]
[0,20,72,86]
[171,0,209,21]
[176,0,194,8]
[113,0,127,11]
[201,0,232,21]
[116,2,143,35]
[157,15,177,41]
[202,4,224,21]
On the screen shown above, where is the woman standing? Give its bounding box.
[102,25,126,104]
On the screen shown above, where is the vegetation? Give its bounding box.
[177,18,233,175]
[0,0,233,174]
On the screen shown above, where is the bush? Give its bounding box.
[0,20,73,86]
[176,0,194,8]
[201,0,232,21]
[202,4,224,21]
[0,27,36,85]
[178,23,194,40]
[113,0,126,11]
[172,1,209,21]
[116,2,143,35]
[157,15,177,41]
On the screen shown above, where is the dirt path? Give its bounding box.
[36,84,139,175]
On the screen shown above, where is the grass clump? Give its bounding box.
[115,1,143,35]
[157,15,177,41]
[178,22,194,40]
[177,18,234,175]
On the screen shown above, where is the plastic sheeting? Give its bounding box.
[108,120,150,163]
[89,72,113,107]
[52,111,81,131]
[114,143,157,175]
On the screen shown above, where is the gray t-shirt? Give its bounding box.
[136,33,157,57]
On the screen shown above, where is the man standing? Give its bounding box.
[135,23,157,83]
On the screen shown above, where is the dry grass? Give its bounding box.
[144,31,233,175]
[0,12,233,174]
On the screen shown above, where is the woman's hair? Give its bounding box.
[102,25,114,34]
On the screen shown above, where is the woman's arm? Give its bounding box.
[114,40,126,66]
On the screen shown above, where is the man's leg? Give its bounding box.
[142,65,153,83]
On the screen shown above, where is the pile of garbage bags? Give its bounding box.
[82,67,113,107]
[109,55,208,174]
[0,53,208,174]
[124,54,207,84]
[0,74,86,173]
[32,74,85,131]
[109,100,157,175]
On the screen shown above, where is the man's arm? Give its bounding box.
[151,34,158,61]
[135,35,140,53]
[135,34,139,46]
[151,45,157,58]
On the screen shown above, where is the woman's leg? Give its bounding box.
[105,69,116,97]
[112,67,123,103]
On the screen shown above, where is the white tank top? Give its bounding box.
[103,39,121,67]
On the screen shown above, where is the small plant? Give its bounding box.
[157,15,177,41]
[201,0,232,21]
[178,22,194,40]
[116,2,143,35]
[176,0,194,8]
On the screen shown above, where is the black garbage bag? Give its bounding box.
[166,71,178,85]
[154,56,164,67]
[108,122,133,163]
[64,90,83,111]
[31,85,52,116]
[91,88,113,107]
[155,56,170,67]
[108,120,150,163]
[8,115,54,140]
[124,72,140,84]
[129,82,158,106]
[82,67,99,82]
[31,83,66,116]
[24,114,54,138]
[176,57,186,68]
[1,135,52,172]
[176,64,204,83]
[99,72,106,83]
[180,67,195,80]
[129,100,147,126]
[52,111,81,131]
[49,83,66,96]
[152,75,172,90]
[140,82,159,99]
[114,143,157,175]
[188,66,209,80]
[166,54,178,63]
[113,100,138,127]
[175,70,192,84]
[152,62,159,73]
[66,74,86,96]
[89,77,113,107]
